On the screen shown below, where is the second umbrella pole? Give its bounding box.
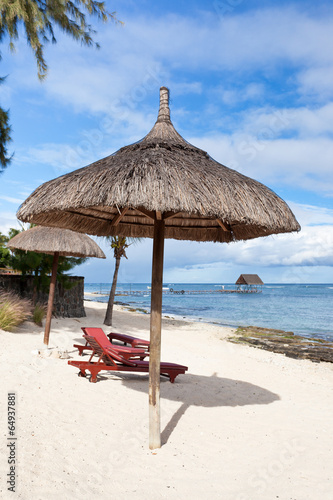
[44,251,59,345]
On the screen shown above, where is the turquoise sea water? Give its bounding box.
[84,283,333,341]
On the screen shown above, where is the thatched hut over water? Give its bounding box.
[236,274,264,292]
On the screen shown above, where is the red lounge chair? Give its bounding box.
[68,335,187,383]
[73,327,147,360]
[107,332,150,350]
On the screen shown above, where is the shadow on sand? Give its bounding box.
[120,372,280,445]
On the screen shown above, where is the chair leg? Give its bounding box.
[88,366,101,383]
[168,370,184,383]
[161,371,176,383]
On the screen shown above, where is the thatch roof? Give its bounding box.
[236,274,264,285]
[17,87,300,243]
[7,226,106,259]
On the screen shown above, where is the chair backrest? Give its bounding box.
[81,327,110,348]
[84,335,138,367]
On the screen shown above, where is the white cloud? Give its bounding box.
[6,6,333,113]
[237,137,333,192]
[160,224,333,283]
[0,79,13,107]
[290,202,333,226]
[160,202,333,272]
[170,82,203,95]
[0,195,24,204]
[217,82,266,107]
[18,143,93,173]
[297,65,333,100]
[185,101,333,194]
[235,103,333,139]
[241,227,333,267]
[0,212,21,235]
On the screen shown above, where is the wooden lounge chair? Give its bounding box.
[73,327,148,360]
[107,332,150,350]
[68,335,187,383]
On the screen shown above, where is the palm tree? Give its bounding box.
[103,236,130,326]
[0,0,119,171]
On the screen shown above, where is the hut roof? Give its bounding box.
[7,226,106,259]
[17,87,300,243]
[236,274,264,285]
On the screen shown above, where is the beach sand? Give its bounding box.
[1,300,332,499]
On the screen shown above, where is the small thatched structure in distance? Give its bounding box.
[236,274,264,285]
[236,274,264,292]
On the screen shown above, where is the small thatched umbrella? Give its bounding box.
[7,226,105,345]
[17,87,300,448]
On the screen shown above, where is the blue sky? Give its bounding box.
[1,0,333,283]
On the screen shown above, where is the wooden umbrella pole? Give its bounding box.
[149,218,165,449]
[43,251,60,345]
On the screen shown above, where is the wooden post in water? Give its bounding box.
[43,251,59,345]
[149,218,165,449]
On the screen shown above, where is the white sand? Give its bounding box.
[1,300,332,499]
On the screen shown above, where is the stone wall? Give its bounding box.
[0,274,86,318]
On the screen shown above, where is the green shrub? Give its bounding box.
[0,291,31,331]
[32,303,47,326]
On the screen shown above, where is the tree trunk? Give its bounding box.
[32,283,37,306]
[104,256,121,326]
[32,269,39,305]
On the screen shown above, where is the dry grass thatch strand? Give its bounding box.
[7,226,106,258]
[17,87,300,243]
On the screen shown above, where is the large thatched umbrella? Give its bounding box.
[7,226,105,345]
[17,87,300,448]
